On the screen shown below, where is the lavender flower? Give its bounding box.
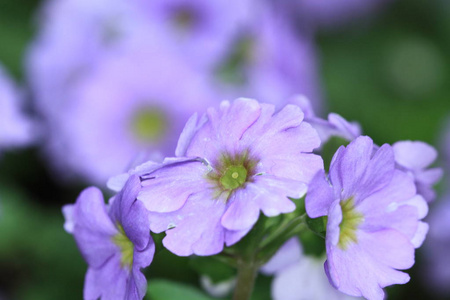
[130,99,323,256]
[46,45,215,184]
[306,136,428,299]
[393,141,442,202]
[214,8,322,112]
[262,238,360,300]
[63,175,154,299]
[27,0,149,119]
[292,96,441,202]
[290,95,361,144]
[136,0,251,69]
[0,65,34,152]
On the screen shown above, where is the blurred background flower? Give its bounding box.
[0,0,449,299]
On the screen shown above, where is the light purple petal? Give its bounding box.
[221,189,261,231]
[336,136,374,200]
[411,221,429,248]
[84,253,128,300]
[327,200,343,247]
[415,168,443,186]
[72,187,118,268]
[109,175,152,251]
[175,112,208,157]
[185,99,262,159]
[261,237,302,275]
[271,255,360,300]
[153,191,227,256]
[224,228,251,246]
[353,143,395,202]
[221,176,303,230]
[253,175,306,214]
[326,230,412,299]
[393,141,437,170]
[306,170,335,218]
[62,204,75,233]
[138,159,210,213]
[328,113,361,141]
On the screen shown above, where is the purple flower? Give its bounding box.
[46,45,215,184]
[262,238,360,300]
[63,175,154,299]
[393,141,442,202]
[214,8,322,112]
[306,136,428,300]
[27,0,150,119]
[0,65,34,152]
[136,0,251,69]
[289,95,361,144]
[131,99,323,256]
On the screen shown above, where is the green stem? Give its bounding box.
[259,214,306,249]
[232,256,259,300]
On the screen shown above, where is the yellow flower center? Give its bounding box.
[112,224,134,268]
[131,108,167,143]
[338,197,364,250]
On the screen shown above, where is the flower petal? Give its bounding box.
[393,141,437,170]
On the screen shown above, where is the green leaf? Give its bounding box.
[298,229,326,258]
[190,256,236,284]
[147,279,215,300]
[320,136,350,172]
[306,215,328,239]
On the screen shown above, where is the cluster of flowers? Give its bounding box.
[22,0,392,186]
[27,0,321,184]
[64,98,440,300]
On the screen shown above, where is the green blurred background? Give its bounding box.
[0,0,449,299]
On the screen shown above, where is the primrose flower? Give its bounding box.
[262,238,360,300]
[393,141,442,202]
[0,65,34,152]
[214,8,322,112]
[63,175,154,300]
[290,95,361,144]
[27,0,150,119]
[46,45,215,184]
[136,0,251,69]
[130,98,323,256]
[306,136,428,300]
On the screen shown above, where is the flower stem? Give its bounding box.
[232,256,259,300]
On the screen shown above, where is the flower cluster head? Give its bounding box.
[306,136,428,300]
[63,175,154,300]
[29,0,323,185]
[60,95,443,300]
[110,98,323,256]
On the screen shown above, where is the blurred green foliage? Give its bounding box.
[0,0,449,299]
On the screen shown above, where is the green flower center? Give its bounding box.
[131,108,167,143]
[220,165,248,190]
[338,197,364,250]
[112,224,134,268]
[208,150,258,200]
